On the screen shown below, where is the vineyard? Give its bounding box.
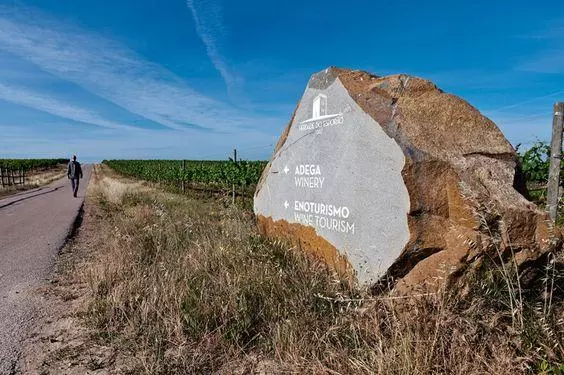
[103,159,268,192]
[103,144,563,197]
[0,158,68,189]
[0,158,68,171]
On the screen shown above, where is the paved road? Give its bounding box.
[0,166,91,374]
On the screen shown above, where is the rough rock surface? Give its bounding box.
[254,67,562,290]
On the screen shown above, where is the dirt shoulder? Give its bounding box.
[18,165,132,374]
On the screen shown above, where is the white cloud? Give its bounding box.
[0,82,135,130]
[0,5,277,132]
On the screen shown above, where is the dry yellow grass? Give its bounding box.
[48,165,564,374]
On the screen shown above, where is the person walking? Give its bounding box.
[67,155,83,198]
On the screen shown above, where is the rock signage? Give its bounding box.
[254,67,562,289]
[254,69,410,284]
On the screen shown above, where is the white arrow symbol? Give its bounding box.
[283,165,289,174]
[284,201,289,209]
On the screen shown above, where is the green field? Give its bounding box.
[103,159,268,189]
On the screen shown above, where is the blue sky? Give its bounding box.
[1,0,563,161]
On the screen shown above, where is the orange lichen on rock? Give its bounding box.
[256,215,354,279]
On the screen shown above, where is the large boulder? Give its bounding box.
[254,67,562,290]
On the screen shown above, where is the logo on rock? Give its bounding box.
[298,94,344,131]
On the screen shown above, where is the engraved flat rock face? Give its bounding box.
[254,70,410,284]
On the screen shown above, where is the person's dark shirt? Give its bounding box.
[67,161,83,179]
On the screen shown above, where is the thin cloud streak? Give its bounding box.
[0,82,135,130]
[186,0,241,98]
[518,50,564,74]
[516,20,564,74]
[0,6,275,133]
[484,89,564,113]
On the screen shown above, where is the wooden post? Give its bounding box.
[181,160,186,193]
[232,149,237,205]
[0,167,3,188]
[547,102,564,222]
